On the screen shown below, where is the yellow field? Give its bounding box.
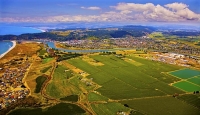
[123,58,143,66]
[1,43,41,63]
[62,61,89,77]
[82,56,104,66]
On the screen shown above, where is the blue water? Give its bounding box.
[0,26,43,35]
[0,41,13,55]
[46,42,56,49]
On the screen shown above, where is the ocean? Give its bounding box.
[0,26,43,35]
[0,41,13,55]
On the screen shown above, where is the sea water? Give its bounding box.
[0,41,13,55]
[0,26,43,35]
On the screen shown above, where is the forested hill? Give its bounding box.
[0,25,156,41]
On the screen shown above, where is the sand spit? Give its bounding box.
[0,41,16,59]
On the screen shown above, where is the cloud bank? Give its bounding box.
[1,2,200,23]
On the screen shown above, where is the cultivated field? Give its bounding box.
[68,55,184,99]
[121,97,200,115]
[13,45,199,115]
[169,69,200,92]
[91,102,130,115]
[46,65,81,98]
[66,54,200,115]
[8,103,86,115]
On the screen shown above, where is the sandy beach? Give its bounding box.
[0,41,16,59]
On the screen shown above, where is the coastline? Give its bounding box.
[0,41,16,59]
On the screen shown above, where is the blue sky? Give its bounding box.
[0,0,200,24]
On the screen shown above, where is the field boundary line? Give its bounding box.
[172,84,188,92]
[114,78,138,90]
[186,75,200,81]
[185,81,200,87]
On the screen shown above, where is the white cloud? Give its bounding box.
[111,3,155,12]
[1,2,200,23]
[81,6,101,10]
[111,2,200,22]
[164,2,188,11]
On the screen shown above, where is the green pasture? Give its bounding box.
[69,76,96,92]
[188,77,200,85]
[35,76,47,93]
[42,58,53,64]
[8,103,85,115]
[60,95,78,102]
[173,81,200,92]
[46,65,80,98]
[67,55,184,100]
[91,102,130,115]
[67,58,100,74]
[169,69,200,79]
[177,94,200,109]
[121,97,200,115]
[39,49,47,55]
[88,92,108,102]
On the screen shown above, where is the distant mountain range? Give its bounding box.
[1,22,200,31]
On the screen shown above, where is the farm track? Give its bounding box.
[39,61,95,115]
[22,57,36,96]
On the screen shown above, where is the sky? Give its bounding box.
[0,0,200,24]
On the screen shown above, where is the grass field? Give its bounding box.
[42,58,53,64]
[46,65,80,98]
[169,69,200,92]
[60,95,78,102]
[169,69,200,79]
[172,81,200,92]
[88,92,108,102]
[67,55,184,100]
[121,97,200,115]
[91,102,130,115]
[37,53,200,115]
[39,49,47,55]
[188,77,200,85]
[8,103,85,115]
[35,76,47,93]
[123,58,143,66]
[177,94,200,109]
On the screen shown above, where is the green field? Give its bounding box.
[68,55,184,100]
[88,92,108,102]
[121,97,200,115]
[46,65,80,98]
[60,95,78,102]
[57,54,200,115]
[39,49,47,55]
[40,66,52,73]
[42,58,53,64]
[169,69,200,92]
[173,81,200,92]
[8,103,85,115]
[177,94,200,109]
[170,69,200,79]
[91,102,130,115]
[188,77,200,85]
[35,76,47,93]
